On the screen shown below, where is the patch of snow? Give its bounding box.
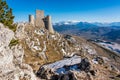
[97,41,120,53]
[43,55,81,70]
[53,21,80,26]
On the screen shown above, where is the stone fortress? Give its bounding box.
[29,10,54,34]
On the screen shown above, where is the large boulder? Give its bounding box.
[78,58,91,72]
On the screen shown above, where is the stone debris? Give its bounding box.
[37,56,92,80]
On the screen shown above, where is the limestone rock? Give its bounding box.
[0,23,37,80]
[15,23,26,39]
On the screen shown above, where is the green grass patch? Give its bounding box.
[9,39,19,47]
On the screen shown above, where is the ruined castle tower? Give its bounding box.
[44,15,54,34]
[35,10,45,27]
[29,10,55,34]
[29,15,35,25]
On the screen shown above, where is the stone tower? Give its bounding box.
[29,15,35,25]
[29,10,55,34]
[35,10,45,27]
[44,15,54,34]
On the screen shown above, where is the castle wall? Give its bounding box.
[35,10,45,27]
[44,15,54,34]
[29,15,35,25]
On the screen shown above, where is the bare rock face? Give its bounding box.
[0,23,37,80]
[15,23,26,39]
[0,23,14,50]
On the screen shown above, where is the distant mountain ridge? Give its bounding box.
[53,21,120,43]
[54,21,120,27]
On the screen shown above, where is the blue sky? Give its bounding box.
[6,0,120,23]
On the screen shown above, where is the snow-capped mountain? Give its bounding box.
[54,21,120,27]
[53,21,80,26]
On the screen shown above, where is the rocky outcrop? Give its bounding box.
[0,23,38,80]
[37,56,120,80]
[36,56,92,80]
[78,58,91,72]
[15,23,26,40]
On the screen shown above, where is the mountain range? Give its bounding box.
[53,21,120,43]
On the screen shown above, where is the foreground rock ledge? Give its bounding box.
[0,23,38,80]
